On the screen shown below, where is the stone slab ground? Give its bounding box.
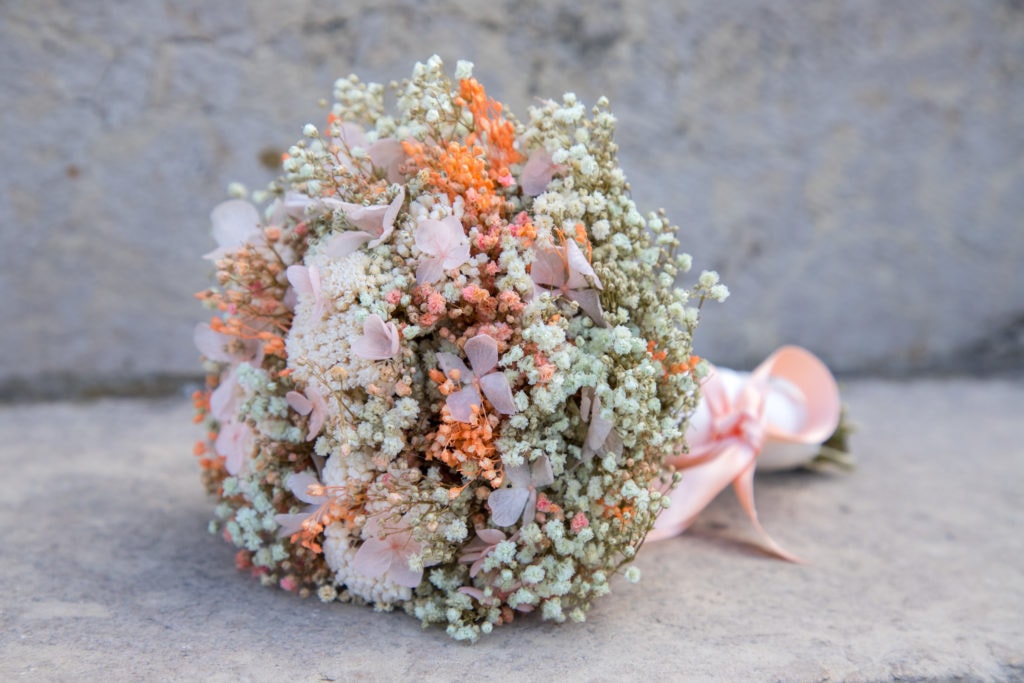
[1,379,1021,681]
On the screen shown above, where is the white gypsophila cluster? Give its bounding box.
[322,523,413,606]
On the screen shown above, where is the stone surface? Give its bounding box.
[1,379,1021,681]
[2,1,1023,397]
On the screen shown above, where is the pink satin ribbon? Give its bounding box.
[648,346,841,561]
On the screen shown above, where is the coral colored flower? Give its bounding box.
[351,515,424,588]
[531,239,607,326]
[520,149,565,196]
[436,334,517,423]
[488,455,554,526]
[215,420,255,475]
[414,215,471,285]
[286,264,325,321]
[273,471,328,537]
[318,186,406,259]
[286,385,329,441]
[351,314,400,361]
[204,199,262,260]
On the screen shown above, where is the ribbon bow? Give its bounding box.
[648,346,841,561]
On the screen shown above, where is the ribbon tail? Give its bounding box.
[733,465,804,564]
[647,444,756,543]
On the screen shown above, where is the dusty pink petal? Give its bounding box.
[368,186,405,247]
[489,487,531,527]
[565,239,601,290]
[459,586,486,601]
[436,353,472,380]
[480,372,516,415]
[286,471,323,505]
[286,390,313,416]
[387,558,424,588]
[286,265,324,319]
[530,249,566,289]
[215,421,254,475]
[273,512,310,537]
[351,537,393,578]
[476,528,506,545]
[415,218,452,257]
[368,139,407,183]
[322,231,373,259]
[568,289,607,327]
[352,314,400,360]
[464,334,499,375]
[530,456,554,487]
[415,256,445,285]
[337,202,390,236]
[446,386,482,423]
[205,199,261,259]
[521,149,558,196]
[335,122,368,149]
[441,240,471,270]
[193,323,230,362]
[503,462,533,489]
[306,387,328,439]
[209,367,240,423]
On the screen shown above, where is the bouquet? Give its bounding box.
[193,56,844,640]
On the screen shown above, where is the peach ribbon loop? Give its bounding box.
[648,346,841,562]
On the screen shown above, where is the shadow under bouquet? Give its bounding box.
[193,56,841,641]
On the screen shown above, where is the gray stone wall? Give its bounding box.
[2,0,1022,398]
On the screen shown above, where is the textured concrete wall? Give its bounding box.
[2,0,1022,397]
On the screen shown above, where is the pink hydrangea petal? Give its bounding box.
[568,289,607,327]
[323,231,373,259]
[286,265,313,296]
[464,334,499,375]
[414,218,450,257]
[338,202,390,236]
[287,471,323,505]
[530,455,555,488]
[476,528,507,545]
[565,239,601,290]
[442,241,471,271]
[387,558,424,588]
[488,487,530,527]
[216,421,253,475]
[193,323,234,363]
[415,256,445,285]
[273,512,310,537]
[206,199,261,259]
[335,122,368,149]
[351,538,393,578]
[446,386,482,423]
[459,586,486,600]
[480,372,517,415]
[521,149,557,196]
[530,249,566,289]
[503,462,533,489]
[352,314,400,360]
[436,353,471,380]
[286,390,313,416]
[368,139,407,183]
[367,186,405,247]
[209,368,239,423]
